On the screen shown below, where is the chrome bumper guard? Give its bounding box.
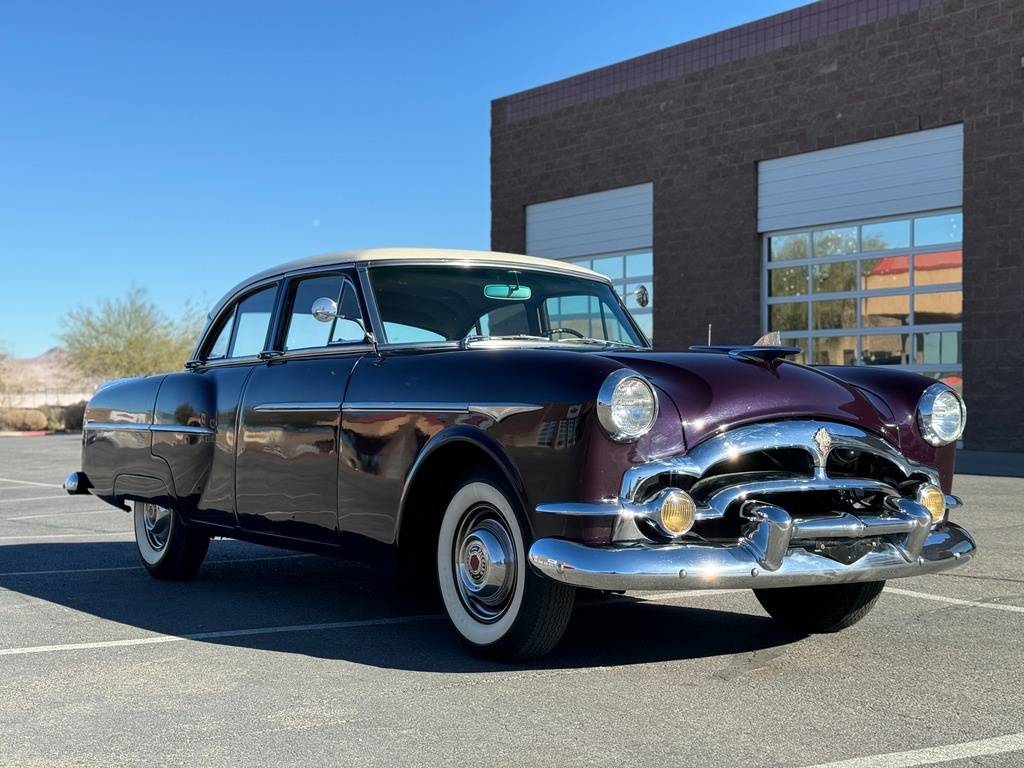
[528,498,976,591]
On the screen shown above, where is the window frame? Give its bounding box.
[196,280,282,366]
[276,270,369,353]
[761,208,963,379]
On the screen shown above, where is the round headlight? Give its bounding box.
[917,383,966,446]
[597,369,658,441]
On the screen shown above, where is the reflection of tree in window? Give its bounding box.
[812,262,856,292]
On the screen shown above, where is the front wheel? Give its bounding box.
[754,581,885,633]
[436,470,575,660]
[134,501,210,580]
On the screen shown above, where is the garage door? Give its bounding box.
[758,126,964,392]
[525,183,653,338]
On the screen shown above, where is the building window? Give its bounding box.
[763,211,962,393]
[564,250,653,339]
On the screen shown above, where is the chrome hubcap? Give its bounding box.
[453,505,516,623]
[142,503,171,551]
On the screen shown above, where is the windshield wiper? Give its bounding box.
[462,334,552,348]
[463,334,645,350]
[556,337,646,350]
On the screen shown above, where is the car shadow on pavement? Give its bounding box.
[0,540,801,672]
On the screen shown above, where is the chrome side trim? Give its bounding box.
[620,420,937,501]
[85,421,215,435]
[253,401,341,413]
[528,521,975,592]
[84,421,150,432]
[343,402,469,413]
[468,404,543,422]
[149,424,216,435]
[339,402,542,421]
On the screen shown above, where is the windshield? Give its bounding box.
[369,265,648,348]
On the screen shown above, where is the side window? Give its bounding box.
[205,309,235,360]
[283,274,365,351]
[545,295,631,342]
[228,286,276,358]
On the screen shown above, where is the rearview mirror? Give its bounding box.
[484,284,532,301]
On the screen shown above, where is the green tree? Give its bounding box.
[59,287,205,380]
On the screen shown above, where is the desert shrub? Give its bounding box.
[63,401,87,431]
[38,405,66,430]
[0,408,48,431]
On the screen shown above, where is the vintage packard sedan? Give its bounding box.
[66,248,975,659]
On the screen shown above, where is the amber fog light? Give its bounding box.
[659,490,696,536]
[917,484,946,524]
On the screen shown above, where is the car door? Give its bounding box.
[187,282,280,530]
[234,269,371,544]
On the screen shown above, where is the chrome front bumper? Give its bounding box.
[528,503,976,591]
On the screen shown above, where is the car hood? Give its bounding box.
[598,351,899,449]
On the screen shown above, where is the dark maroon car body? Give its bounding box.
[67,249,974,658]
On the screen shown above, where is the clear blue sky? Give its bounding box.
[1,0,803,357]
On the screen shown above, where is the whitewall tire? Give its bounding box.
[133,501,210,580]
[436,470,575,659]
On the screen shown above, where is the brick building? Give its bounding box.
[490,0,1023,455]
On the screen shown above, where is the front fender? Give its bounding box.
[397,423,529,539]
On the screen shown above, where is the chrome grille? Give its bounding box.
[622,420,939,523]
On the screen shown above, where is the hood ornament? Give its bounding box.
[813,427,834,457]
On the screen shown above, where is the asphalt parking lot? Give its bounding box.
[1,435,1022,767]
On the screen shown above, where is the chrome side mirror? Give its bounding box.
[310,296,380,356]
[311,297,338,323]
[634,285,649,308]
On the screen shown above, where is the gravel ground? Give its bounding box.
[0,434,1021,767]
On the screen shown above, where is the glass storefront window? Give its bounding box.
[812,299,855,330]
[862,294,910,327]
[764,209,962,383]
[626,251,652,275]
[913,250,962,286]
[861,255,910,290]
[592,255,624,280]
[916,331,961,365]
[861,219,910,251]
[862,334,910,366]
[814,336,857,365]
[770,302,808,332]
[914,291,962,324]
[769,233,809,261]
[812,261,856,293]
[914,213,963,246]
[813,227,858,257]
[770,266,808,296]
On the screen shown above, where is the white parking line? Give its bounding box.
[0,553,314,578]
[0,613,442,657]
[5,509,112,521]
[0,478,62,489]
[887,586,1024,615]
[803,731,1024,768]
[0,530,132,541]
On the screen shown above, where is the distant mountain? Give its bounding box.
[1,348,100,405]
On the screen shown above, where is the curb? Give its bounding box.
[0,431,50,438]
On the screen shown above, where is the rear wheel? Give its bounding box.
[134,501,210,580]
[754,581,885,633]
[436,469,575,660]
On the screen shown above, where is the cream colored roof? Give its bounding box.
[212,248,605,317]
